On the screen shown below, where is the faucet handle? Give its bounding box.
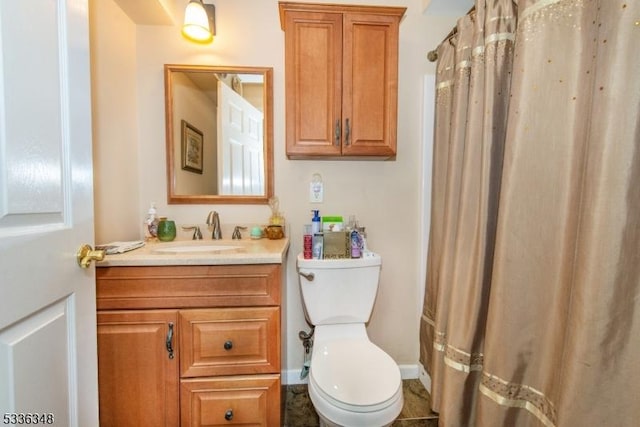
[193,226,203,240]
[182,226,203,240]
[232,226,247,240]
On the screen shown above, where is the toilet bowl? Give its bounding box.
[308,324,404,427]
[297,254,404,427]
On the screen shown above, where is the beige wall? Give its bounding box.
[90,0,140,242]
[91,0,458,382]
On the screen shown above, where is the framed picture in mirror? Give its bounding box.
[181,120,203,174]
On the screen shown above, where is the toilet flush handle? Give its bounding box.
[298,271,314,281]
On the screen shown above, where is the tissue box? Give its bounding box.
[322,216,344,232]
[323,231,349,259]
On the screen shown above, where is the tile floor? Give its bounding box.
[284,379,439,426]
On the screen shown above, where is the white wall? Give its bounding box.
[91,0,459,383]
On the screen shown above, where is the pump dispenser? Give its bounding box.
[143,203,159,241]
[311,210,321,234]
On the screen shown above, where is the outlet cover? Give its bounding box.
[310,182,323,203]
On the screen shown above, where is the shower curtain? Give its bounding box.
[420,1,640,426]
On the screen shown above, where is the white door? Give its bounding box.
[0,2,98,426]
[218,81,264,195]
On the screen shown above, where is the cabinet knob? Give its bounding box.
[224,340,233,350]
[224,409,233,421]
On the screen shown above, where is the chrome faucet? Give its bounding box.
[206,211,222,239]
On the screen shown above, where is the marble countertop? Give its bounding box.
[97,237,290,267]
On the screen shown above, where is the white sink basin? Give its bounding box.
[152,243,242,254]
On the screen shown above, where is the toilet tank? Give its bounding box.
[297,253,382,325]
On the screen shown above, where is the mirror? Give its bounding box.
[164,64,274,204]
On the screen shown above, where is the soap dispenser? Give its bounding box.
[311,210,321,234]
[143,203,159,241]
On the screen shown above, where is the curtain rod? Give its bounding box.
[427,5,475,62]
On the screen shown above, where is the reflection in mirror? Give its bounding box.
[164,64,274,204]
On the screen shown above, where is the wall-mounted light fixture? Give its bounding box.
[182,0,216,43]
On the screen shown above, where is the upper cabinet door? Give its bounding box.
[279,2,405,160]
[282,9,343,157]
[342,12,400,157]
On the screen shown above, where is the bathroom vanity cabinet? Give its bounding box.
[279,2,406,159]
[96,263,282,427]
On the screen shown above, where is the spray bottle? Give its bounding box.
[311,210,322,259]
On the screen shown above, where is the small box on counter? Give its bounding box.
[323,231,350,259]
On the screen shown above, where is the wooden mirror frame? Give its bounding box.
[164,64,274,204]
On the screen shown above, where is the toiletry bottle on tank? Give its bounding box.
[311,210,321,234]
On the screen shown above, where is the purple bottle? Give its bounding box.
[350,229,361,258]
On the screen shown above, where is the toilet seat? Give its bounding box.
[310,339,402,412]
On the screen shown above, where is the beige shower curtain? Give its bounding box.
[420,1,640,426]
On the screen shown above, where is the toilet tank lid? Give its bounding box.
[297,253,381,269]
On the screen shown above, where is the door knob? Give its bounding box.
[76,244,105,268]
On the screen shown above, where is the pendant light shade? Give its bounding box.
[182,0,215,43]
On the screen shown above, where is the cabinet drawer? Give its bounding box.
[181,375,280,427]
[96,264,281,309]
[180,307,280,377]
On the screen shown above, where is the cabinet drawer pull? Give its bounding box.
[334,119,341,146]
[166,322,174,359]
[345,118,351,146]
[224,409,233,421]
[224,340,233,350]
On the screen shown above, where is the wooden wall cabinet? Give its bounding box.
[96,264,282,427]
[279,2,406,159]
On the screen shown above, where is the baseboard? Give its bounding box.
[398,364,420,380]
[283,368,309,385]
[282,364,421,386]
[418,363,432,393]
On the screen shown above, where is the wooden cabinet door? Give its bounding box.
[281,3,404,159]
[97,310,179,427]
[342,12,400,157]
[283,9,343,157]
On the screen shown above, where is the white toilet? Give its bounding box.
[297,253,404,427]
